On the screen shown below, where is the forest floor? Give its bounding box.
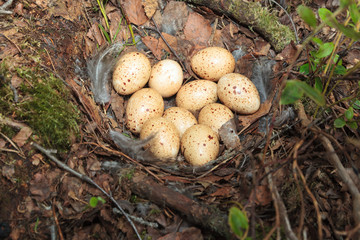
[0,0,360,239]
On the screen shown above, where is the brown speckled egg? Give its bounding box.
[190,47,235,81]
[217,73,260,114]
[140,117,180,160]
[198,103,234,135]
[175,80,218,114]
[181,124,219,166]
[125,88,164,134]
[163,107,197,137]
[149,59,183,98]
[113,52,151,95]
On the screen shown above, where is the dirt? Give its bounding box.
[1,0,360,240]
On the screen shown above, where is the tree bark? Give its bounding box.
[129,173,232,239]
[182,0,295,52]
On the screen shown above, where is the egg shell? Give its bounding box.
[140,117,180,160]
[217,73,260,114]
[163,107,198,137]
[113,52,151,95]
[149,59,184,98]
[126,88,164,134]
[190,47,235,81]
[198,103,234,135]
[176,80,218,114]
[181,124,219,166]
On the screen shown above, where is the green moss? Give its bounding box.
[247,2,295,51]
[0,62,80,151]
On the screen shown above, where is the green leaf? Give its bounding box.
[228,207,248,238]
[352,100,360,110]
[315,42,334,58]
[349,3,360,24]
[340,0,353,8]
[334,65,346,75]
[347,121,358,129]
[319,8,336,28]
[335,23,360,40]
[334,118,346,128]
[97,196,106,204]
[98,24,111,44]
[345,107,354,120]
[299,63,310,75]
[297,5,317,28]
[281,80,325,106]
[312,37,323,46]
[280,80,304,105]
[89,197,99,208]
[314,77,323,92]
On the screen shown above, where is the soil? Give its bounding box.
[1,0,360,240]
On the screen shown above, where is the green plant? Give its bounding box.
[89,196,106,208]
[281,0,360,129]
[228,205,250,239]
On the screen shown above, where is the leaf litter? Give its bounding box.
[1,0,360,239]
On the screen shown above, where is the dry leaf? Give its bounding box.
[141,36,163,60]
[251,185,272,206]
[31,154,43,166]
[12,127,32,147]
[142,0,158,19]
[184,12,212,46]
[122,0,148,25]
[158,32,178,53]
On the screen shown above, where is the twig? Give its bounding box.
[0,33,21,54]
[265,163,298,240]
[268,0,299,44]
[0,0,13,15]
[145,18,187,72]
[31,142,142,240]
[52,202,64,240]
[317,134,360,236]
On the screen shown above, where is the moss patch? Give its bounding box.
[0,62,80,151]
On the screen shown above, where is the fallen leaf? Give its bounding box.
[184,12,212,46]
[48,0,84,22]
[122,0,148,25]
[161,1,189,35]
[142,0,158,19]
[238,99,272,127]
[158,32,178,53]
[251,185,272,206]
[12,127,32,147]
[2,165,15,183]
[141,36,163,60]
[275,42,299,64]
[30,154,43,166]
[210,186,233,197]
[254,39,271,56]
[30,172,51,202]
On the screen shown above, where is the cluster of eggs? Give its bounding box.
[112,47,260,166]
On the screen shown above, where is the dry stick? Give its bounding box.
[317,135,360,234]
[292,161,305,239]
[293,156,323,240]
[52,202,64,240]
[31,142,142,240]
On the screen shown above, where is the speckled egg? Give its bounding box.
[149,59,183,98]
[163,107,198,137]
[190,47,235,81]
[140,117,180,160]
[113,52,151,95]
[175,80,218,114]
[198,103,234,135]
[217,73,260,114]
[125,88,164,134]
[181,124,219,166]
